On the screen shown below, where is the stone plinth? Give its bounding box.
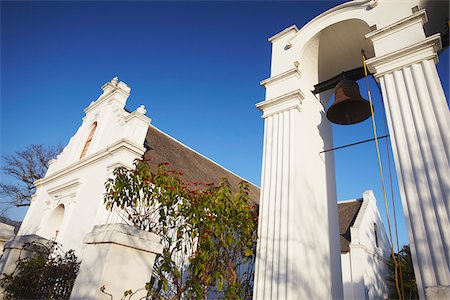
[0,223,15,256]
[70,223,163,300]
[0,234,51,297]
[0,234,49,277]
[425,286,450,300]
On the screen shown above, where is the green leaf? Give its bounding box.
[163,278,168,292]
[217,274,224,291]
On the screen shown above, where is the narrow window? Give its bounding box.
[374,222,379,247]
[80,122,97,159]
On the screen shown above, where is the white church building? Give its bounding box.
[13,77,260,257]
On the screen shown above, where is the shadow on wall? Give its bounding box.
[364,248,389,299]
[343,277,367,300]
[70,224,162,299]
[255,177,338,298]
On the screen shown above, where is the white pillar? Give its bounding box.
[0,223,15,256]
[366,10,450,299]
[253,69,342,298]
[70,223,163,300]
[347,246,366,300]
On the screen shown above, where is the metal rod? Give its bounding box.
[320,134,390,154]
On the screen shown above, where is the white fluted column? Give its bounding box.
[253,85,342,299]
[366,10,450,299]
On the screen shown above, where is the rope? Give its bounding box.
[373,77,406,298]
[361,50,403,300]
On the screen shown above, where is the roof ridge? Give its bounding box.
[148,124,260,190]
[352,196,370,229]
[338,198,363,204]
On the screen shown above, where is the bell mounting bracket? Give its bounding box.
[312,67,368,95]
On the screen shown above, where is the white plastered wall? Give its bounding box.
[341,191,391,300]
[18,78,151,256]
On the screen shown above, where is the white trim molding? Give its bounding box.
[125,110,152,124]
[366,10,428,42]
[35,139,146,186]
[365,34,442,77]
[256,90,303,118]
[268,25,298,43]
[260,68,302,88]
[47,178,83,200]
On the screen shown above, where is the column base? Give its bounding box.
[425,286,450,300]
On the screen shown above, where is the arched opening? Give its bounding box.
[299,19,375,106]
[317,19,375,85]
[80,121,97,159]
[42,204,65,240]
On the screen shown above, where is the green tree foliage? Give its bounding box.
[388,245,418,300]
[104,160,258,299]
[0,144,62,208]
[0,240,80,299]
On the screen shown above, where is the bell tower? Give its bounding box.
[253,0,449,299]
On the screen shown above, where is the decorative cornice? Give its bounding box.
[107,161,134,172]
[35,139,146,186]
[256,90,303,118]
[260,67,302,88]
[106,161,135,178]
[268,25,298,43]
[84,88,130,114]
[365,34,441,77]
[47,178,83,198]
[125,110,152,124]
[365,10,428,41]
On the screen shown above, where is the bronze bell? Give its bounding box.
[326,79,372,125]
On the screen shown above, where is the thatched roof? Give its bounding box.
[143,125,366,249]
[142,125,260,205]
[337,199,363,253]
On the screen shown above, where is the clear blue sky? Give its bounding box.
[1,1,448,250]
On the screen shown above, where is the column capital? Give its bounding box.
[366,9,431,57]
[365,34,441,78]
[366,10,428,46]
[256,90,303,118]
